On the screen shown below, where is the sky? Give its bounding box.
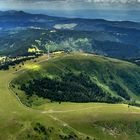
[1,0,140,21]
[1,0,140,11]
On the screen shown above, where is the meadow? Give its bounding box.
[1,53,140,140]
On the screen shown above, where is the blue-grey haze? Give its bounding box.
[1,0,140,21]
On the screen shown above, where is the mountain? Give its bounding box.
[0,10,140,59]
[1,10,140,140]
[12,53,140,106]
[0,53,140,140]
[1,10,140,29]
[0,10,28,16]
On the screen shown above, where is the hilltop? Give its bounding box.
[12,53,140,106]
[0,53,140,140]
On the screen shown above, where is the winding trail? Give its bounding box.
[8,55,140,139]
[7,57,97,139]
[42,106,101,114]
[8,79,96,139]
[9,80,101,114]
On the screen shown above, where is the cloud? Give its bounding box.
[1,0,140,11]
[70,0,140,3]
[1,0,140,3]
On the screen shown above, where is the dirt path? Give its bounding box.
[8,69,96,139]
[8,80,96,139]
[41,106,101,114]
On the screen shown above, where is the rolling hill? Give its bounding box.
[12,53,140,107]
[0,53,140,140]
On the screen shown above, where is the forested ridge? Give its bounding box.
[21,72,122,103]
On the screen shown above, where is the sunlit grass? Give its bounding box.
[25,64,41,71]
[2,53,140,140]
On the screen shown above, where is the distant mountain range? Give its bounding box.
[0,10,140,59]
[1,10,140,29]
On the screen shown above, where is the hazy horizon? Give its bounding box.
[1,0,140,21]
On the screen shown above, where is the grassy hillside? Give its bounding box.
[0,53,140,140]
[38,102,140,140]
[12,53,140,106]
[0,55,95,140]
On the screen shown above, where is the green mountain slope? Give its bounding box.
[1,54,140,140]
[12,53,140,106]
